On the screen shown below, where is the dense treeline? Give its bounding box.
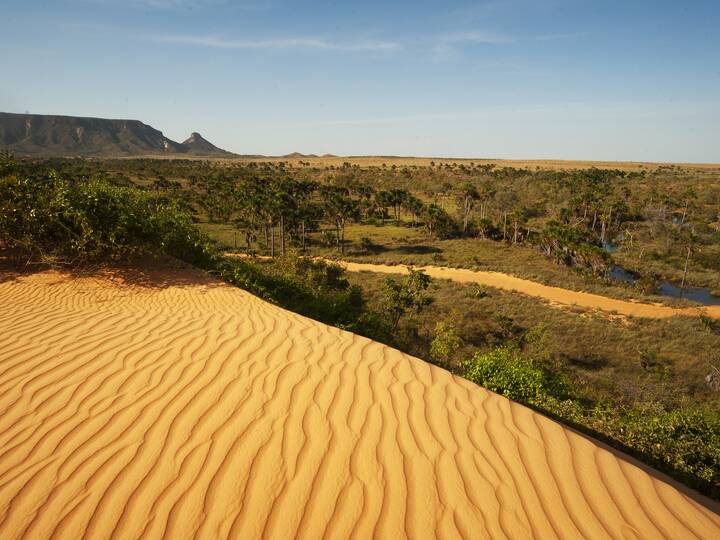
[11,155,718,289]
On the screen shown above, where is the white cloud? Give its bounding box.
[428,28,583,62]
[90,0,259,10]
[151,34,400,52]
[438,30,514,45]
[429,30,512,61]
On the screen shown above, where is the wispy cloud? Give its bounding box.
[438,30,514,45]
[151,34,400,51]
[530,32,587,41]
[87,0,268,12]
[428,28,583,62]
[307,112,466,127]
[67,18,577,59]
[430,30,510,61]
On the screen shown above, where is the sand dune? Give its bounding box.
[333,260,720,320]
[0,267,718,539]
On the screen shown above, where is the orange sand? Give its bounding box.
[0,268,718,539]
[334,260,720,320]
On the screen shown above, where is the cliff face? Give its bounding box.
[0,112,234,157]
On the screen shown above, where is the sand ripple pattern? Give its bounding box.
[0,269,718,539]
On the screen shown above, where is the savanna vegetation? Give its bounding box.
[1,152,718,498]
[13,154,718,297]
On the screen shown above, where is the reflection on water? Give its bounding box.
[658,281,720,306]
[602,241,619,253]
[610,265,638,282]
[609,265,720,306]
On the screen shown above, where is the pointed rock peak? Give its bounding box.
[179,130,233,156]
[183,132,207,145]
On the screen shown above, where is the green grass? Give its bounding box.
[206,218,701,307]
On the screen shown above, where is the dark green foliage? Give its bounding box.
[0,172,207,265]
[462,346,571,402]
[535,220,610,275]
[700,315,720,335]
[537,398,720,497]
[423,203,458,239]
[0,150,16,176]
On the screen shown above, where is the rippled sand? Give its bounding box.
[0,267,718,539]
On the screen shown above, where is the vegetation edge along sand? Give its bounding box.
[1,266,718,538]
[226,254,720,320]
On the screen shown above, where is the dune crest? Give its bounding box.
[0,268,718,539]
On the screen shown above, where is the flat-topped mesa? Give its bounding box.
[0,112,236,157]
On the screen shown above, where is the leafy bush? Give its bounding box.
[423,203,458,239]
[273,255,349,292]
[0,172,206,265]
[462,346,571,402]
[246,255,367,328]
[540,397,720,496]
[534,220,610,276]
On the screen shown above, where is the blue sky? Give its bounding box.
[2,0,719,161]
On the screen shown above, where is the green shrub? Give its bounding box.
[430,321,463,364]
[462,346,571,402]
[561,399,720,495]
[0,172,205,265]
[381,268,432,330]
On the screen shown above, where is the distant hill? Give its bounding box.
[181,132,234,157]
[0,112,236,157]
[282,152,338,159]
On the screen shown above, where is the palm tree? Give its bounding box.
[679,186,697,226]
[422,204,456,239]
[401,194,424,227]
[388,189,409,222]
[242,177,276,257]
[477,181,496,220]
[321,186,359,254]
[375,190,394,223]
[510,207,527,244]
[458,182,479,233]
